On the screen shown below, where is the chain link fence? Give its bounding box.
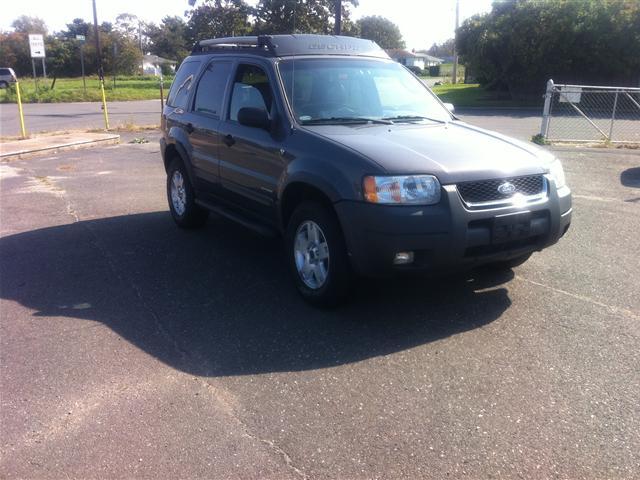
[540,80,640,144]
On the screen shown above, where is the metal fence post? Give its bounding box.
[608,90,619,142]
[540,79,554,137]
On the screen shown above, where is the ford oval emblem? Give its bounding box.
[497,181,516,196]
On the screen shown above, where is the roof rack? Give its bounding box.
[192,35,276,55]
[191,35,389,59]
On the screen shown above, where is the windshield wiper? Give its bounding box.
[382,115,447,124]
[301,116,393,125]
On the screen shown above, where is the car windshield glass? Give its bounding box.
[278,58,452,124]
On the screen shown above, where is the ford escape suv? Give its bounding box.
[160,35,571,306]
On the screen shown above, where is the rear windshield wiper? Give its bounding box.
[382,115,447,124]
[301,117,393,125]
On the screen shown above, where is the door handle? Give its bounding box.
[223,134,235,147]
[185,122,194,134]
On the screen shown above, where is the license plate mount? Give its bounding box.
[492,211,532,244]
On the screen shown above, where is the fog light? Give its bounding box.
[393,251,414,265]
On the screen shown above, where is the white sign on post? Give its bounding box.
[559,86,582,104]
[29,34,46,58]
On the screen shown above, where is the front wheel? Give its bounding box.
[166,158,208,228]
[285,202,352,307]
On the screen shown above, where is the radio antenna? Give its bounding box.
[291,0,296,125]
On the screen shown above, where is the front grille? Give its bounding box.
[457,175,545,204]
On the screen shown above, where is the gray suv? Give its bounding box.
[160,35,571,306]
[0,68,17,88]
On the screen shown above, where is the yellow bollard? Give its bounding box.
[15,81,27,138]
[99,78,110,130]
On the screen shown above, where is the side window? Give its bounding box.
[193,61,232,118]
[167,60,201,109]
[229,64,274,122]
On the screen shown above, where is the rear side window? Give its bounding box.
[193,61,232,118]
[167,60,201,109]
[0,69,10,75]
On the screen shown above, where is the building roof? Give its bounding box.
[143,54,177,65]
[385,49,444,63]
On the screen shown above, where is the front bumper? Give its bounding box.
[335,177,572,277]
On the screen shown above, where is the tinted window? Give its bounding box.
[193,62,232,117]
[279,58,451,123]
[0,69,10,75]
[167,60,201,109]
[229,64,274,121]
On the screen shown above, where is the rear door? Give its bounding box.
[187,60,233,192]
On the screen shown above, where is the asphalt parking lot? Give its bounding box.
[1,131,639,479]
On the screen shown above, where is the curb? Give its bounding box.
[0,134,120,160]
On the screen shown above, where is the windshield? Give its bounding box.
[278,58,452,124]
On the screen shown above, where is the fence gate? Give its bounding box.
[540,79,640,144]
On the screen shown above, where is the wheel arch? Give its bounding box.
[279,181,338,231]
[163,139,197,188]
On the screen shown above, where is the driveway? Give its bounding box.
[1,133,638,478]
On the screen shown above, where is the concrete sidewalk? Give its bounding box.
[0,132,120,159]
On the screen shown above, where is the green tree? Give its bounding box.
[65,18,91,38]
[0,32,32,76]
[11,15,48,34]
[424,38,454,58]
[457,0,640,96]
[355,15,405,49]
[185,0,253,45]
[253,0,357,35]
[146,16,189,63]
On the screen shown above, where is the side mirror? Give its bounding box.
[443,102,455,113]
[238,107,270,130]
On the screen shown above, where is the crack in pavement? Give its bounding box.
[515,275,639,322]
[44,170,309,479]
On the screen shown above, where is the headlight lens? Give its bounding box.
[549,159,566,189]
[363,175,441,205]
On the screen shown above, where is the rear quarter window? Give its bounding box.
[167,60,202,109]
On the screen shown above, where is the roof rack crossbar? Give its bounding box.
[193,35,276,54]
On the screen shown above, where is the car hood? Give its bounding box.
[305,120,553,184]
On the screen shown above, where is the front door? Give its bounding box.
[218,63,284,223]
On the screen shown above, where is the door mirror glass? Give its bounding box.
[237,107,270,130]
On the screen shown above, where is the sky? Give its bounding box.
[2,0,494,50]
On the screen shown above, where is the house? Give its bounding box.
[385,49,444,71]
[142,54,177,76]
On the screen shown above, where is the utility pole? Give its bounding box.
[335,0,342,35]
[92,0,103,81]
[92,0,110,130]
[452,0,459,84]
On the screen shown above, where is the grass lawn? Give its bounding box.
[1,76,173,103]
[431,83,542,108]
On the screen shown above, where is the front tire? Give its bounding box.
[285,202,352,307]
[166,158,208,228]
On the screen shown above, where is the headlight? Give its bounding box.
[548,159,566,189]
[363,175,441,205]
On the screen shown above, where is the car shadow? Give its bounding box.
[0,212,513,377]
[621,167,640,188]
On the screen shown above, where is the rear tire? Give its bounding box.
[166,158,208,229]
[285,202,352,307]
